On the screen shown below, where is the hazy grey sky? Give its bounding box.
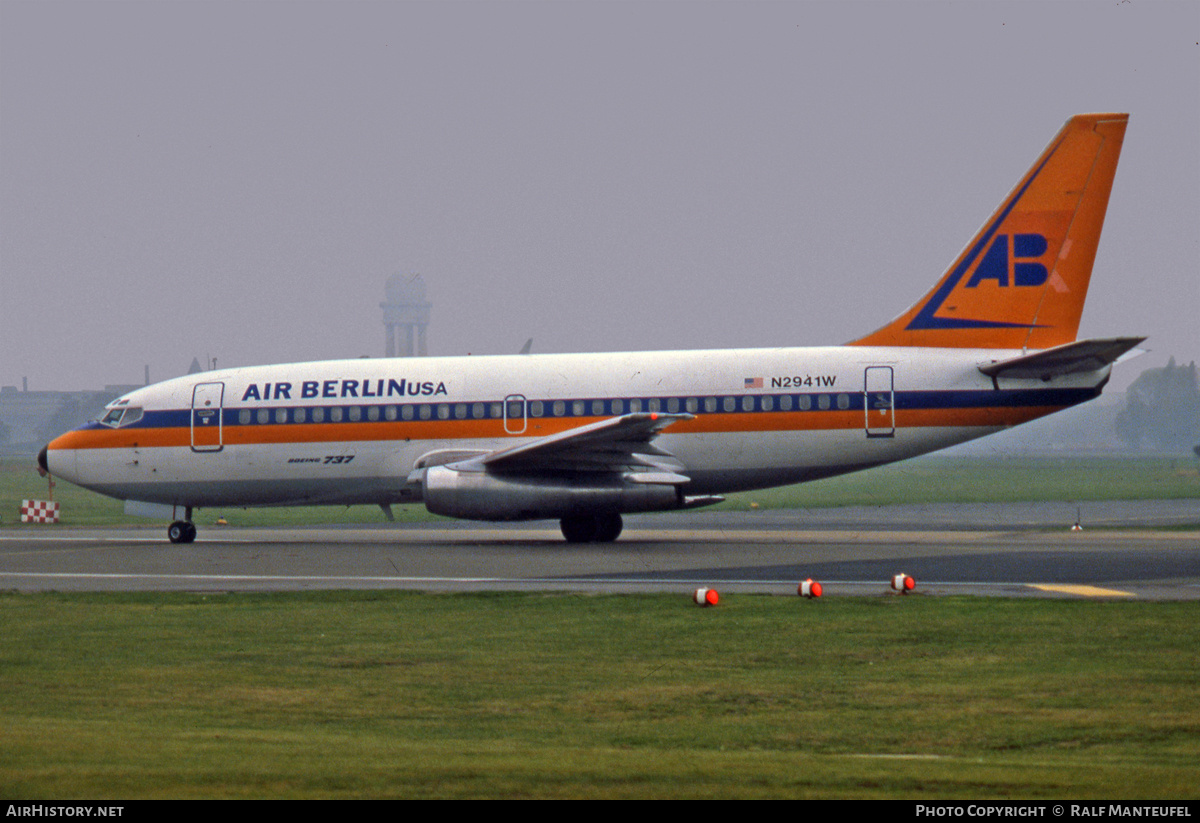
[2,0,1196,392]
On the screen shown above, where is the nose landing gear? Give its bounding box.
[167,507,197,543]
[167,521,197,543]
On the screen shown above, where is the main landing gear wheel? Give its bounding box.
[167,520,197,544]
[560,513,623,543]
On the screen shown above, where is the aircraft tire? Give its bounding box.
[168,521,197,544]
[560,514,596,543]
[594,513,623,542]
[560,513,623,543]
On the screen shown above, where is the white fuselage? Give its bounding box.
[45,344,1106,514]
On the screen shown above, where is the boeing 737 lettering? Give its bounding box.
[40,114,1143,544]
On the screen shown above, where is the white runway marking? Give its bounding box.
[2,505,1195,598]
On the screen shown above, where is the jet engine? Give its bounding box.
[420,464,683,522]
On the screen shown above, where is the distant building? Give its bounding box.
[0,384,117,452]
[380,274,431,357]
[1,367,158,454]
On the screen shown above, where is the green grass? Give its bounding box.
[0,591,1196,798]
[719,456,1200,510]
[3,455,1198,529]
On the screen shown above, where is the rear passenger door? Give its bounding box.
[864,367,895,438]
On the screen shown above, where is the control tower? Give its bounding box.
[380,274,431,357]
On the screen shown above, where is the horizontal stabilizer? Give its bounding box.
[978,336,1146,381]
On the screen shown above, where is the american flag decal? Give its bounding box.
[744,377,763,389]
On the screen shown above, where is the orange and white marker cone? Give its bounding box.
[693,587,719,607]
[891,573,916,594]
[798,579,823,598]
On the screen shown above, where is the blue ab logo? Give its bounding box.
[965,233,1049,288]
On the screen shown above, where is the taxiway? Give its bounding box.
[1,500,1196,599]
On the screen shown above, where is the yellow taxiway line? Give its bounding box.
[1029,584,1135,598]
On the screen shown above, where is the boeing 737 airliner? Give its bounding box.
[40,114,1142,544]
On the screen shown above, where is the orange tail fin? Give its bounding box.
[850,113,1127,349]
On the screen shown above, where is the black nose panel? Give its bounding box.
[37,445,49,476]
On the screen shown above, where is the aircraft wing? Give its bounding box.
[477,412,693,481]
[978,337,1146,381]
[417,412,722,523]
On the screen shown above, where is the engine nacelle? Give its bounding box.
[421,465,682,521]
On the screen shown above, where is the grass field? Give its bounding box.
[1,591,1197,799]
[3,455,1197,798]
[3,454,1199,529]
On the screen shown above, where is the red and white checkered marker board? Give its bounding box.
[20,499,59,523]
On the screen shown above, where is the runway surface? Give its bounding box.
[1,500,1197,599]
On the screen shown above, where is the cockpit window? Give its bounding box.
[100,406,143,428]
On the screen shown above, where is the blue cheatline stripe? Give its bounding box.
[97,386,1099,432]
[898,387,1098,410]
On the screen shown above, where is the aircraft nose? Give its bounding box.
[37,445,49,477]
